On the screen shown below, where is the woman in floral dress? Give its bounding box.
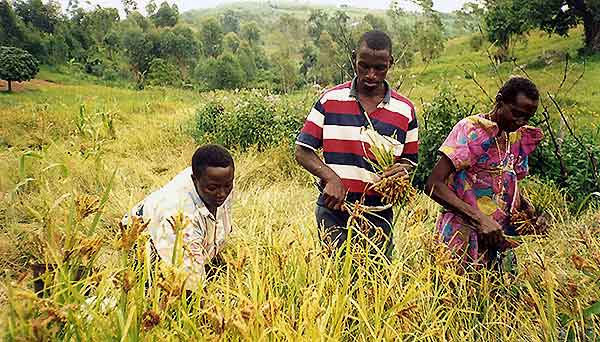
[426,77,544,270]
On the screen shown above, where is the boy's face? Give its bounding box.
[354,43,393,93]
[192,166,234,209]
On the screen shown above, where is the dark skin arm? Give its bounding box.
[426,154,505,247]
[295,145,347,211]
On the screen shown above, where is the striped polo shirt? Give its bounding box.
[296,78,419,207]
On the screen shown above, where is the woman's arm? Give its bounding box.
[426,155,505,246]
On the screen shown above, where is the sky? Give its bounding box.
[57,0,473,14]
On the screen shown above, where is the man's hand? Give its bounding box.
[476,212,506,247]
[322,175,347,211]
[382,160,415,179]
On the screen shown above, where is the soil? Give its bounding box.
[0,79,60,92]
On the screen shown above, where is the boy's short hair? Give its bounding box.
[497,76,539,104]
[191,144,234,177]
[357,30,393,55]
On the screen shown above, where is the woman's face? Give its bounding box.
[497,93,539,132]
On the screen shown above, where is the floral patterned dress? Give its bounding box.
[436,114,543,267]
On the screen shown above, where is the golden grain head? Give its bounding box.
[74,194,100,220]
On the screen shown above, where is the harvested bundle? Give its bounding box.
[510,209,549,236]
[372,176,417,205]
[362,127,417,206]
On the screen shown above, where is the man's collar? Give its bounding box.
[349,77,391,104]
[189,189,213,218]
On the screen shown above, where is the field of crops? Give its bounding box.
[0,75,599,341]
[2,26,600,340]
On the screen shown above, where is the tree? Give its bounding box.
[240,21,260,47]
[238,41,257,81]
[13,0,62,34]
[413,0,447,62]
[307,9,329,45]
[151,2,178,28]
[200,52,245,89]
[223,32,240,53]
[456,2,485,33]
[200,17,223,57]
[363,13,388,31]
[0,0,26,47]
[0,46,39,92]
[121,0,138,16]
[316,32,338,85]
[145,0,156,16]
[483,0,530,59]
[81,7,120,44]
[122,26,152,79]
[387,2,416,67]
[221,10,239,33]
[523,0,600,54]
[156,25,199,75]
[300,43,317,81]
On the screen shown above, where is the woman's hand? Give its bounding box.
[476,212,505,247]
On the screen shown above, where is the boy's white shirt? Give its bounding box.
[122,167,232,290]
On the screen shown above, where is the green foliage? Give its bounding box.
[191,90,305,151]
[387,9,416,67]
[195,53,246,90]
[529,125,600,203]
[483,0,530,57]
[456,2,485,33]
[414,85,476,188]
[122,25,152,75]
[151,2,178,28]
[13,0,62,34]
[239,20,260,47]
[223,32,240,53]
[413,0,447,62]
[469,34,485,51]
[0,45,39,92]
[518,0,600,53]
[221,9,240,33]
[0,0,27,47]
[316,32,338,85]
[145,57,181,87]
[363,13,388,32]
[200,17,224,57]
[308,9,329,46]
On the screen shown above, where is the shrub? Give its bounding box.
[414,86,477,188]
[191,90,307,151]
[145,58,182,88]
[469,34,484,51]
[529,126,600,204]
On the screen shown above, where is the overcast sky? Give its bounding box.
[57,0,473,14]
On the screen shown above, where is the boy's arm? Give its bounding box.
[295,98,347,211]
[295,145,346,211]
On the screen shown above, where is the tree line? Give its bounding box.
[0,0,598,92]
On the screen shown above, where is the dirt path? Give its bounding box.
[0,79,61,92]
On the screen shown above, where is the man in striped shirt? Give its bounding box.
[295,30,418,259]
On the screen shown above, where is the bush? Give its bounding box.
[145,58,182,88]
[414,86,477,188]
[195,53,246,90]
[469,34,484,51]
[190,90,306,151]
[529,126,600,204]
